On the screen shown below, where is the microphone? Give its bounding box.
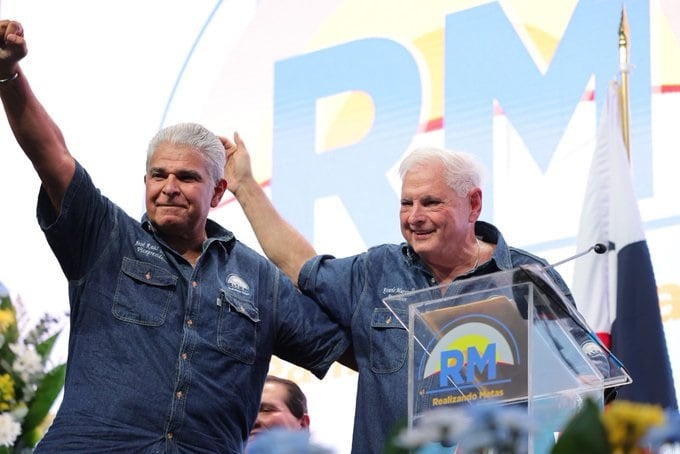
[550,242,610,268]
[592,243,608,254]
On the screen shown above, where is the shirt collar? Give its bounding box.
[140,214,236,245]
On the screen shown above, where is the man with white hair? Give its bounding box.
[223,134,583,453]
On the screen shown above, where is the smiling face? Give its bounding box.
[249,381,309,440]
[144,142,226,246]
[399,160,480,268]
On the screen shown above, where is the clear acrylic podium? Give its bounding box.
[383,264,631,453]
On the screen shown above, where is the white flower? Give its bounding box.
[11,403,28,422]
[0,412,22,446]
[10,343,44,385]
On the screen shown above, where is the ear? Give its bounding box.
[211,178,228,208]
[300,414,310,429]
[468,187,482,221]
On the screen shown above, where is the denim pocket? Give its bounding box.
[112,257,178,326]
[216,289,260,364]
[369,308,408,373]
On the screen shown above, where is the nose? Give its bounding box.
[162,174,180,195]
[407,204,425,225]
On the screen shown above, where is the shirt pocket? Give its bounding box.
[112,257,178,326]
[216,289,260,364]
[369,308,408,373]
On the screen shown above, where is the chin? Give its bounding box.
[155,214,184,225]
[409,238,430,251]
[413,244,438,259]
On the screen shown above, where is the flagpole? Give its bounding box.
[618,5,631,162]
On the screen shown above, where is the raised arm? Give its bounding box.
[225,133,359,370]
[0,20,75,212]
[222,132,316,284]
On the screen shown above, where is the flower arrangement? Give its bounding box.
[553,398,679,454]
[0,284,65,453]
[389,397,680,454]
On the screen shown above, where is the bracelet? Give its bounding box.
[0,73,19,84]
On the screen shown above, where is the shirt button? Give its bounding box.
[187,319,193,327]
[176,391,183,399]
[192,281,198,288]
[145,272,152,280]
[181,352,188,360]
[167,433,173,439]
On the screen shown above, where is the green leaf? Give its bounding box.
[22,426,46,450]
[383,416,410,454]
[35,331,61,361]
[21,363,66,446]
[0,295,11,310]
[551,398,610,454]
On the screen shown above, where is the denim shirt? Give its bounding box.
[35,163,349,453]
[298,221,573,454]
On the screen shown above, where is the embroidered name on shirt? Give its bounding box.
[226,274,251,296]
[134,240,167,262]
[382,287,410,296]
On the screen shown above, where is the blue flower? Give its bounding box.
[643,409,680,450]
[456,403,534,453]
[394,402,535,453]
[245,428,334,454]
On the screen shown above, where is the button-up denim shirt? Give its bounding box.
[35,163,349,453]
[298,221,573,454]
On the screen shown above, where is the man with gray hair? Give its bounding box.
[0,19,348,452]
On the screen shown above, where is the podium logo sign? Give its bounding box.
[439,339,500,387]
[419,310,528,406]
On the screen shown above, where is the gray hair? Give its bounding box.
[398,146,484,197]
[146,123,225,183]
